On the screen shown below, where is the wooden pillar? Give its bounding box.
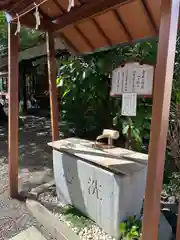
[46,32,59,141]
[8,23,19,198]
[142,1,180,239]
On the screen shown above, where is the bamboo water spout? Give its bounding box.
[95,129,119,149]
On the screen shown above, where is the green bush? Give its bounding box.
[120,216,142,240]
[57,41,156,150]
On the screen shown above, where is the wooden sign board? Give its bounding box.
[110,62,154,97]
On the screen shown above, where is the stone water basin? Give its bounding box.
[48,138,148,239]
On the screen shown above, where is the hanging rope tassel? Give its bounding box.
[14,14,21,35]
[67,0,74,12]
[34,2,41,30]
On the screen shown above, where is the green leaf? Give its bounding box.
[131,128,142,143]
[56,76,64,87]
[122,125,129,135]
[113,116,118,126]
[120,222,127,234]
[62,89,71,98]
[130,226,139,236]
[82,70,88,80]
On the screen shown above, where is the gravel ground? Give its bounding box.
[0,115,55,239]
[0,162,37,240]
[38,185,116,240]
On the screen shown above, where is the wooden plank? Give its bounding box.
[8,23,19,198]
[46,32,59,141]
[6,0,132,33]
[74,25,94,51]
[140,0,158,34]
[61,26,92,52]
[58,32,79,54]
[52,0,64,13]
[141,0,180,240]
[112,10,132,41]
[10,227,46,240]
[48,138,147,175]
[0,0,13,9]
[53,0,133,31]
[117,0,153,39]
[26,199,80,240]
[9,12,54,32]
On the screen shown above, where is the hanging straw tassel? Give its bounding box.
[34,2,41,30]
[67,0,74,12]
[14,14,21,35]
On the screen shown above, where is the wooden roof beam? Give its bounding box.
[39,9,53,21]
[7,13,79,54]
[8,12,55,32]
[92,19,112,46]
[74,25,95,51]
[140,0,158,35]
[53,0,64,13]
[5,0,56,29]
[53,0,133,32]
[112,9,132,41]
[0,0,16,10]
[58,32,79,54]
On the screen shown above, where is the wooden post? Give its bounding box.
[8,23,19,198]
[142,1,180,240]
[46,32,59,141]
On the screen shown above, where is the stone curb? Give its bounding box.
[26,199,80,240]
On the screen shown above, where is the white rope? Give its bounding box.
[14,14,21,35]
[11,0,48,22]
[67,0,74,12]
[10,0,75,34]
[34,2,41,30]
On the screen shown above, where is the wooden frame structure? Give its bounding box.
[1,0,180,239]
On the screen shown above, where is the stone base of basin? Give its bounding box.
[49,138,148,238]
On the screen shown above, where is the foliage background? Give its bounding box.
[57,41,157,151]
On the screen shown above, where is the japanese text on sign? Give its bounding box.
[111,62,154,96]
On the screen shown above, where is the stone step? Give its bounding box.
[10,226,47,240]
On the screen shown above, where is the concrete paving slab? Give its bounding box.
[10,227,46,240]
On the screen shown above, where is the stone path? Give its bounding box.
[0,115,54,240]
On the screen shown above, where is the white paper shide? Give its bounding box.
[122,93,137,116]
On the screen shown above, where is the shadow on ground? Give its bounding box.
[0,116,53,165]
[0,114,59,193]
[0,112,81,239]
